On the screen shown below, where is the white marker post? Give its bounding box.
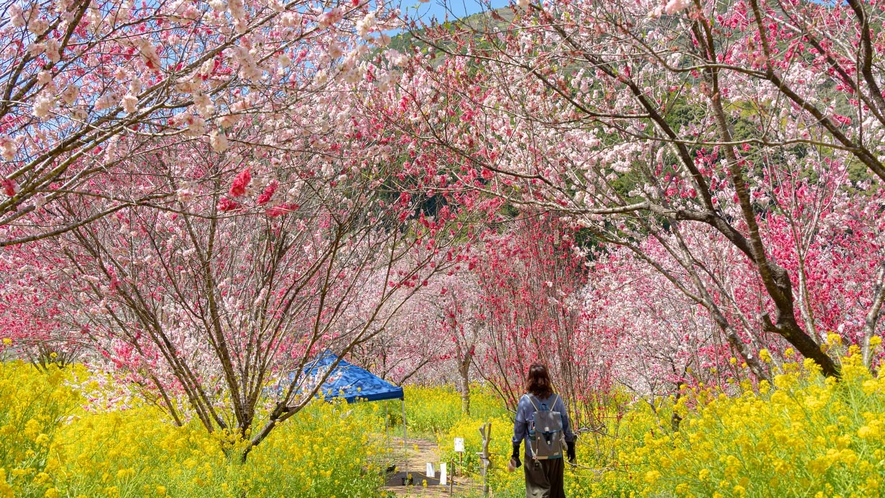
[440,462,447,486]
[454,437,465,473]
[453,437,465,452]
[426,462,435,478]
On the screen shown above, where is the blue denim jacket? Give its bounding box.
[512,392,576,448]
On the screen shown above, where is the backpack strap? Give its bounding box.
[549,394,559,412]
[523,394,539,459]
[528,393,557,412]
[525,393,540,411]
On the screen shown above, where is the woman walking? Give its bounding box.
[509,364,576,498]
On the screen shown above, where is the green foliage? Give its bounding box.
[666,97,706,132]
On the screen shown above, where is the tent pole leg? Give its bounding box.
[402,398,407,475]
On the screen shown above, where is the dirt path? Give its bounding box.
[382,437,481,497]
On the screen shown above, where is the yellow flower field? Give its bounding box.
[4,347,885,497]
[0,361,386,498]
[408,347,885,498]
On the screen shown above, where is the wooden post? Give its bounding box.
[477,422,492,497]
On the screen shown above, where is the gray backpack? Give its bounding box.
[526,394,564,460]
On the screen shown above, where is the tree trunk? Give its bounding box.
[862,262,885,368]
[458,355,471,416]
[694,15,840,378]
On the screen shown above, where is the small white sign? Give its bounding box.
[440,463,448,486]
[426,462,435,478]
[454,437,465,452]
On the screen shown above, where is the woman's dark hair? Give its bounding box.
[525,363,554,398]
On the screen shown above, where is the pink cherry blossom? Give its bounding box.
[229,168,252,197]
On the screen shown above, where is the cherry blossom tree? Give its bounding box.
[0,241,84,368]
[0,0,399,244]
[761,170,885,368]
[21,162,459,459]
[578,173,885,398]
[380,0,885,378]
[349,293,445,385]
[437,271,484,416]
[465,213,615,428]
[2,58,479,458]
[349,261,485,414]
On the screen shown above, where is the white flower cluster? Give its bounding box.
[664,0,690,14]
[356,12,376,39]
[193,93,214,117]
[0,137,17,161]
[210,130,229,152]
[28,16,49,35]
[45,39,61,63]
[281,11,301,27]
[233,45,263,81]
[94,92,120,112]
[32,93,55,119]
[60,84,79,105]
[9,4,25,27]
[166,0,201,21]
[121,95,139,114]
[318,7,342,28]
[228,0,247,31]
[184,115,207,137]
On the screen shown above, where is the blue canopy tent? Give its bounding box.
[292,351,408,472]
[299,351,404,403]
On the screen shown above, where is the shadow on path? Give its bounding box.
[381,438,481,497]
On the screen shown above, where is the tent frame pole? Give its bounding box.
[402,398,407,475]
